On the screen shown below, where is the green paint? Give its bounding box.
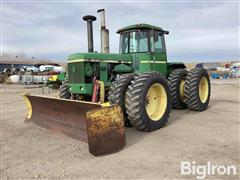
[68,62,85,84]
[167,62,186,75]
[66,23,185,97]
[84,63,94,77]
[113,64,132,73]
[100,62,108,82]
[69,83,93,95]
[117,23,164,33]
[57,73,66,81]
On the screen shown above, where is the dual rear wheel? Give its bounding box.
[168,68,211,111]
[109,72,171,131]
[185,68,211,111]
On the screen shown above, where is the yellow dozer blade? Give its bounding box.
[23,94,126,156]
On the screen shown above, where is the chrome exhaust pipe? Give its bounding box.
[97,9,109,53]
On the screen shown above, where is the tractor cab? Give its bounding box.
[117,24,169,54]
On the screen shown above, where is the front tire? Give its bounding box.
[125,72,171,131]
[59,80,70,99]
[109,74,135,127]
[185,68,211,111]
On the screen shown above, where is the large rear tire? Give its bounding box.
[125,72,171,131]
[109,74,135,127]
[168,69,188,109]
[185,68,211,111]
[59,80,70,99]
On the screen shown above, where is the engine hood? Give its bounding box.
[68,53,132,63]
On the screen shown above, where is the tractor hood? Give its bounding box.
[68,53,132,64]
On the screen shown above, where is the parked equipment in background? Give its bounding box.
[0,72,8,83]
[21,74,49,85]
[211,73,220,79]
[11,68,20,75]
[23,9,211,156]
[20,64,65,85]
[23,66,39,73]
[3,68,11,76]
[196,63,203,68]
[7,75,20,83]
[39,65,65,73]
[47,72,66,89]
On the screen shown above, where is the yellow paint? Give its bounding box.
[97,80,105,104]
[48,75,58,81]
[146,83,167,121]
[68,59,99,63]
[23,95,32,120]
[68,59,132,64]
[140,61,166,64]
[199,77,209,103]
[86,105,124,135]
[179,79,185,101]
[101,102,110,107]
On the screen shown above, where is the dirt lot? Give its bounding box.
[1,79,239,179]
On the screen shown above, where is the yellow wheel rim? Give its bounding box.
[179,79,185,101]
[199,77,209,103]
[146,83,167,121]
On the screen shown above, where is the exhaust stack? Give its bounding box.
[83,15,97,52]
[97,9,109,53]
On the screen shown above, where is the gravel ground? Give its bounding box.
[1,79,239,180]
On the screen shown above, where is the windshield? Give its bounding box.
[119,30,149,53]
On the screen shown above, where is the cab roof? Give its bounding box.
[117,23,165,33]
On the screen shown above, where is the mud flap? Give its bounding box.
[23,94,125,156]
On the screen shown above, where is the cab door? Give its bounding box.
[150,31,168,75]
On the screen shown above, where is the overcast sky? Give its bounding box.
[2,1,239,62]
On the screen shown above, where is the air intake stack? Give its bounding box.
[83,15,97,52]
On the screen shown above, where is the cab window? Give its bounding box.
[154,31,164,52]
[119,33,129,54]
[129,31,149,53]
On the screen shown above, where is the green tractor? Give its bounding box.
[24,9,210,156]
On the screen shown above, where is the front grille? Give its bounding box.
[68,62,85,84]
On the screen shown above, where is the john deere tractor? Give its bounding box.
[24,9,210,156]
